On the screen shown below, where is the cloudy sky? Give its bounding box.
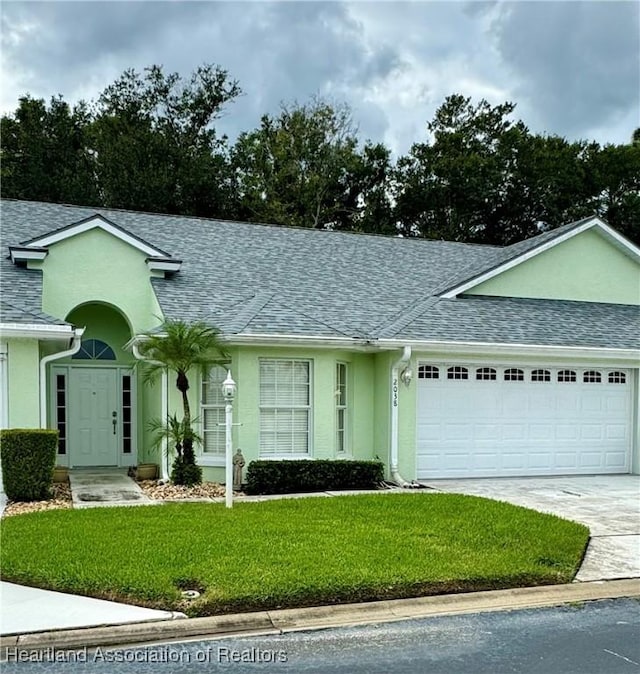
[1,1,638,154]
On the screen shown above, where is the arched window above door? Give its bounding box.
[72,339,116,360]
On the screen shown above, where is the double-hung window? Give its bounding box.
[201,364,229,458]
[260,359,311,456]
[336,362,348,454]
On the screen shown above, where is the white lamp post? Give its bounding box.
[221,370,237,509]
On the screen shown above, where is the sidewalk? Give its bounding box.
[0,582,184,636]
[2,579,638,653]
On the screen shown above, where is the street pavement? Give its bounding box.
[3,598,639,673]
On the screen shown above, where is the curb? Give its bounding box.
[2,578,638,654]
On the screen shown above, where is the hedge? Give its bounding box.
[245,459,384,495]
[1,429,58,501]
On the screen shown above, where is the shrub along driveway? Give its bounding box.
[0,493,588,617]
[422,476,640,581]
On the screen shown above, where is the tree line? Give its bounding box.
[2,63,638,245]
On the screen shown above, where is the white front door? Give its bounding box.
[69,368,119,467]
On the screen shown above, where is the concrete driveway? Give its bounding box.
[421,476,640,582]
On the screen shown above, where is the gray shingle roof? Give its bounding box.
[0,298,69,326]
[1,199,637,350]
[388,296,640,350]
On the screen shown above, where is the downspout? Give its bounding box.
[132,340,170,482]
[390,345,418,488]
[39,327,85,429]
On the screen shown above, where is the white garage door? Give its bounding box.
[416,364,632,479]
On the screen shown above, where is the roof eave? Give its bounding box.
[0,323,77,340]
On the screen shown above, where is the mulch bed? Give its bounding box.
[1,481,239,517]
[3,483,73,518]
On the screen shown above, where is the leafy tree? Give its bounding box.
[1,95,98,204]
[393,95,597,244]
[139,320,227,486]
[231,98,391,231]
[91,64,241,216]
[585,142,640,243]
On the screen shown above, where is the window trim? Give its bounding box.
[531,369,551,382]
[336,361,349,455]
[418,365,439,379]
[199,363,231,464]
[447,366,469,380]
[475,367,496,381]
[504,368,524,382]
[259,358,313,458]
[608,371,626,384]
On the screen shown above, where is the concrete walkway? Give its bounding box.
[422,476,640,582]
[0,582,184,636]
[69,469,153,508]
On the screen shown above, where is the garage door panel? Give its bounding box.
[530,424,554,441]
[581,425,603,441]
[605,452,627,469]
[555,453,578,469]
[556,424,580,441]
[528,452,554,469]
[417,365,631,479]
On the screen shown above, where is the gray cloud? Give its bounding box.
[1,1,637,155]
[492,1,640,141]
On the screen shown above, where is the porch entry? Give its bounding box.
[51,364,136,468]
[70,368,118,466]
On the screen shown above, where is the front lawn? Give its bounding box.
[0,494,589,616]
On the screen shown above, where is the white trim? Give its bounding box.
[147,259,182,272]
[9,247,48,263]
[258,358,313,457]
[39,328,85,428]
[378,338,640,364]
[222,334,373,349]
[24,215,167,258]
[0,323,75,340]
[0,340,8,429]
[441,217,640,299]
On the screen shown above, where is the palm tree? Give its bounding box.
[139,320,227,485]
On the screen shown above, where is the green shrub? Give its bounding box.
[245,459,384,495]
[171,455,202,487]
[0,429,59,501]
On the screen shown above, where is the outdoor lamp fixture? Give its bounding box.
[221,370,237,508]
[400,367,413,386]
[221,370,237,401]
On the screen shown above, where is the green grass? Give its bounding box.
[0,494,589,616]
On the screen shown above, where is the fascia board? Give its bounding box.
[441,217,639,299]
[0,323,76,340]
[9,247,48,263]
[146,259,183,272]
[212,333,374,350]
[25,216,167,258]
[378,338,640,364]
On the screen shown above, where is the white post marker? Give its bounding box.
[221,370,237,509]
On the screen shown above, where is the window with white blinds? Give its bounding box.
[201,364,229,456]
[260,359,311,455]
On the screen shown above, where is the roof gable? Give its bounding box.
[10,214,182,271]
[441,216,640,300]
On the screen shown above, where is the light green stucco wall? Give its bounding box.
[467,229,640,305]
[31,227,163,332]
[63,304,135,363]
[158,346,378,483]
[6,339,40,428]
